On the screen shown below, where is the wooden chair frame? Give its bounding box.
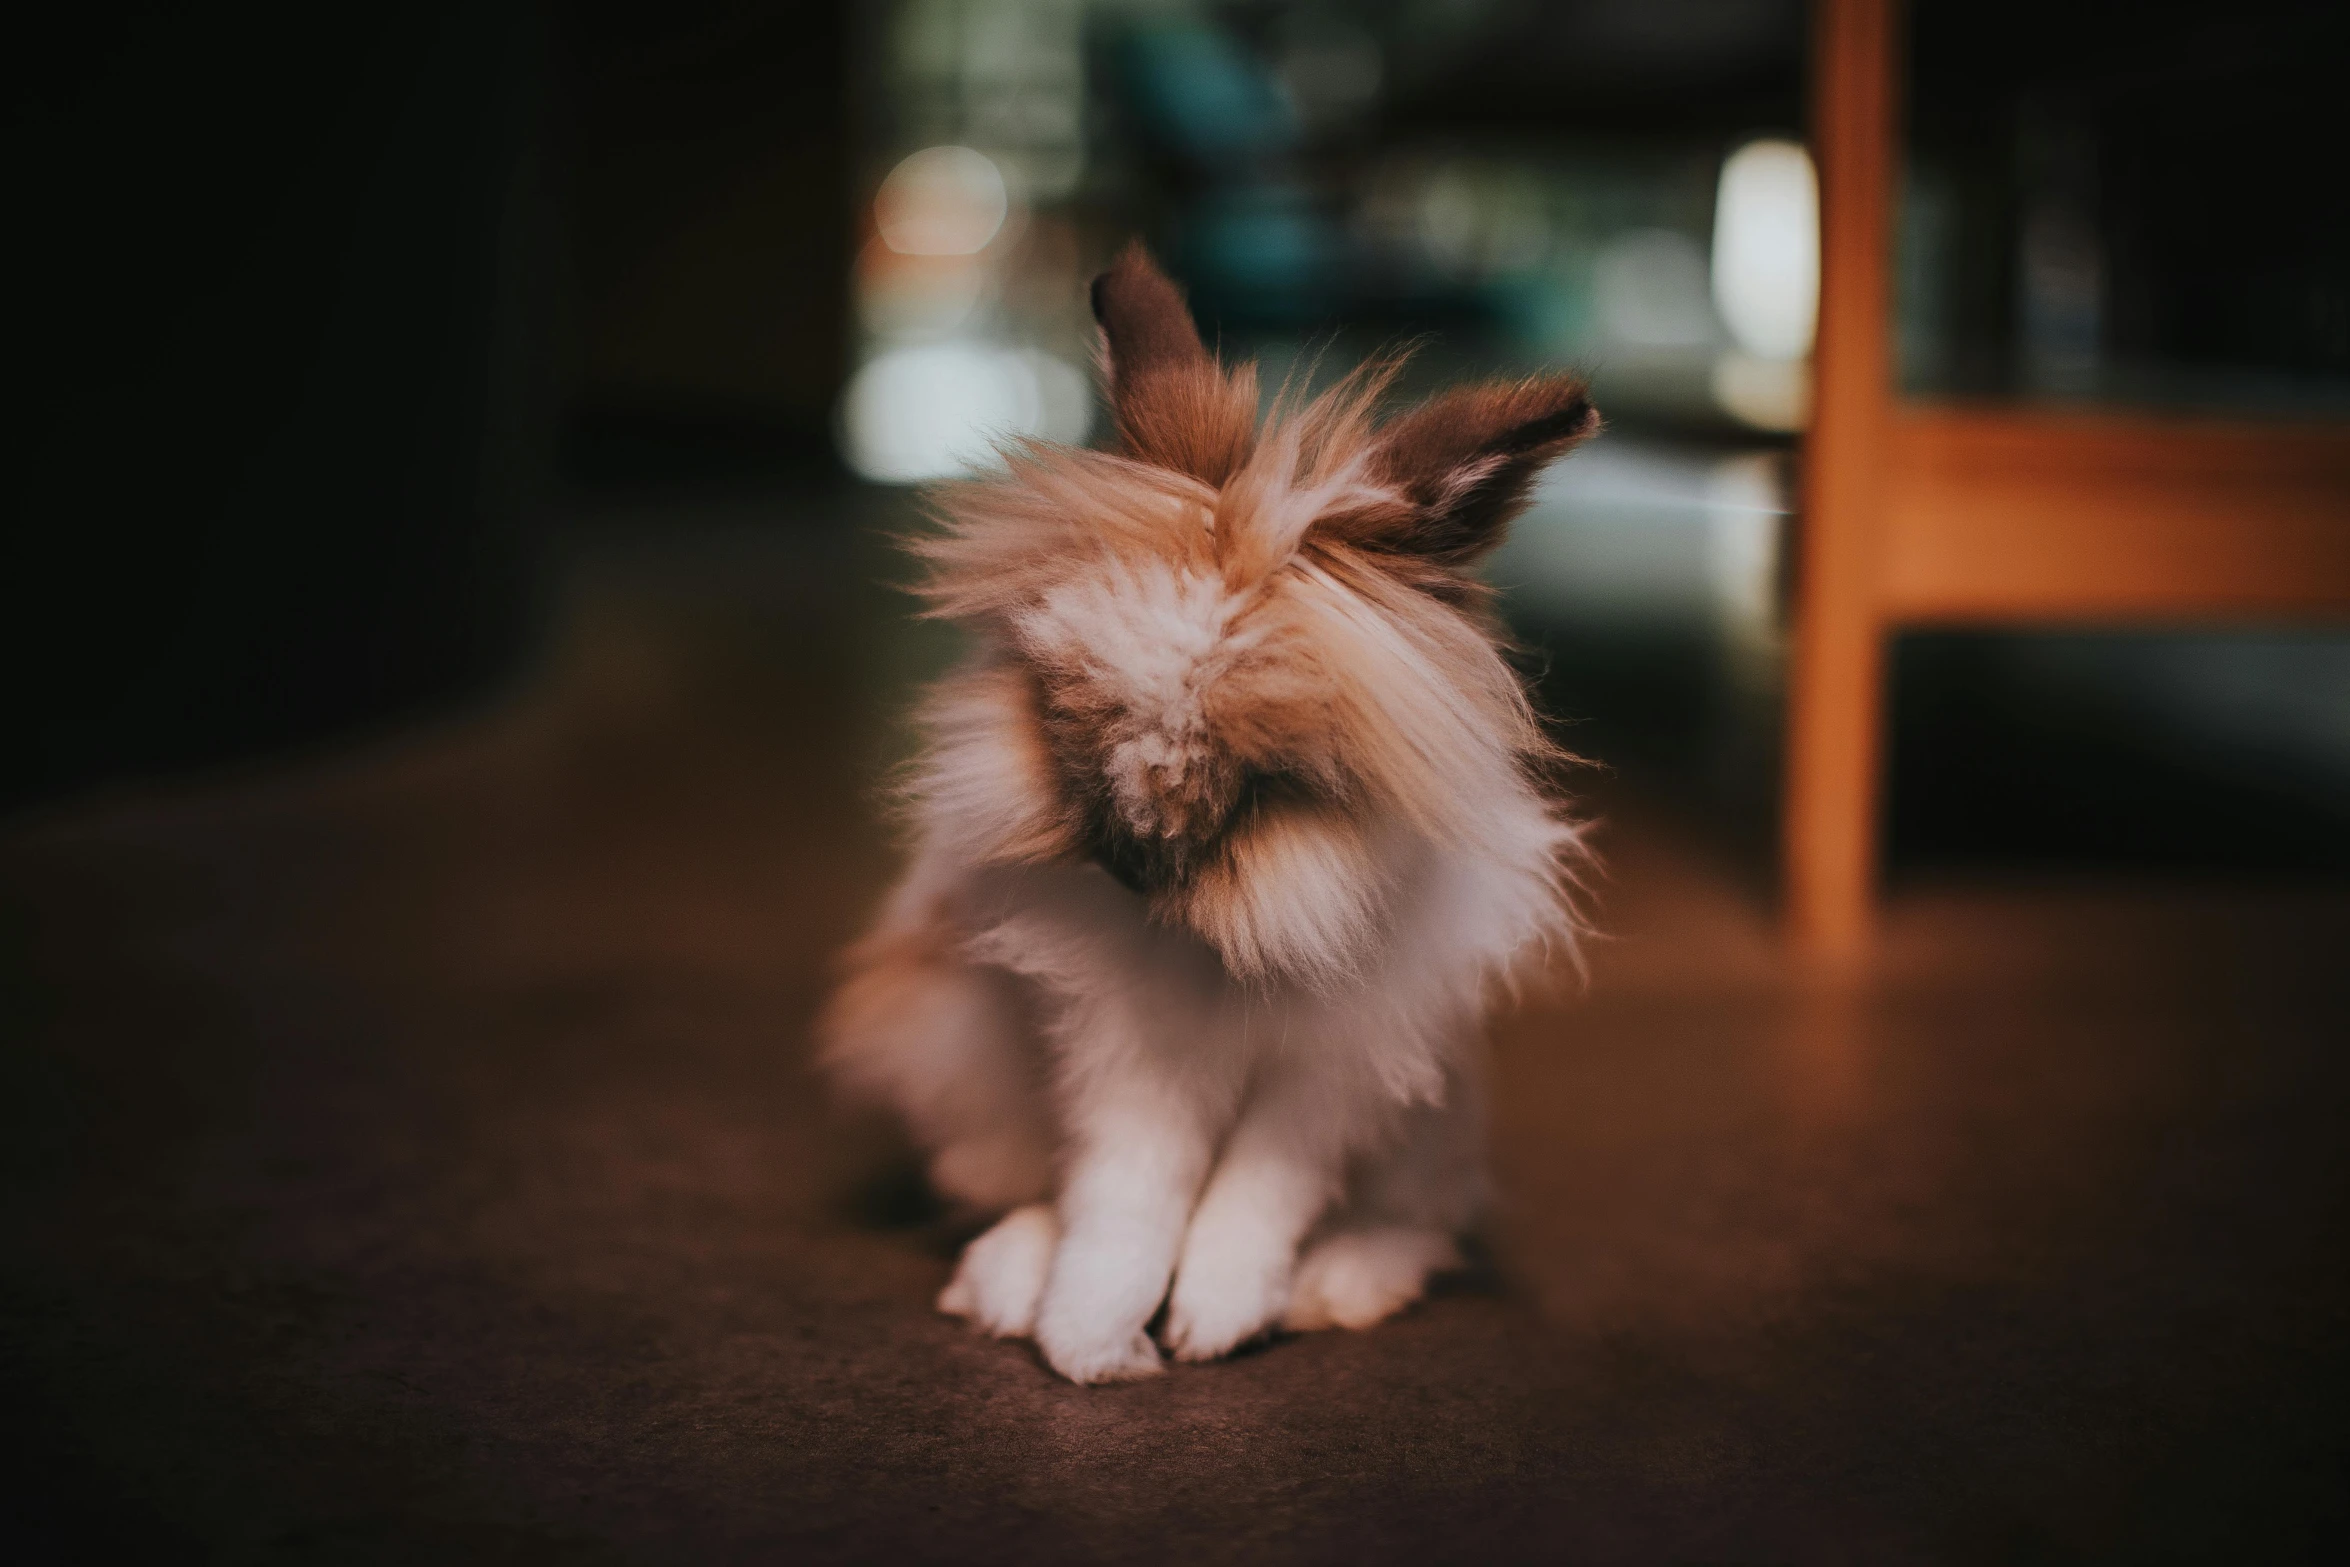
[1786,0,2350,957]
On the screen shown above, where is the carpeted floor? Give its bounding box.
[5,524,2347,1563]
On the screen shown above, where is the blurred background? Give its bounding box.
[8,0,2349,878]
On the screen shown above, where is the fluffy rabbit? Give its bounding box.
[823,245,1598,1383]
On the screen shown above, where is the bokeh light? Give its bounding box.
[841,342,1090,484]
[874,146,1011,257]
[1711,138,1819,363]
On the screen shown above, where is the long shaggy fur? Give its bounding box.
[821,245,1598,1382]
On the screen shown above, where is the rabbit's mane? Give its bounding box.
[907,362,1565,860]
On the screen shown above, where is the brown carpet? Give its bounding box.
[5,528,2347,1563]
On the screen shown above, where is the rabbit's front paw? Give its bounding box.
[1163,1222,1291,1361]
[1034,1313,1164,1383]
[1032,1257,1166,1383]
[937,1203,1059,1337]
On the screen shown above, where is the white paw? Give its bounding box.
[1282,1227,1460,1333]
[937,1204,1059,1337]
[1163,1234,1292,1362]
[1029,1227,1175,1383]
[1033,1315,1164,1384]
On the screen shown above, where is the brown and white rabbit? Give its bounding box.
[821,245,1598,1383]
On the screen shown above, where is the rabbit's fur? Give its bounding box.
[822,245,1598,1383]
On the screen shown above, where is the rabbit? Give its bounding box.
[821,244,1599,1383]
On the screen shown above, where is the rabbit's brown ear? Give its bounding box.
[1090,243,1255,485]
[1369,376,1599,567]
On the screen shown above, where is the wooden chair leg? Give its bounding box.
[1788,0,1900,960]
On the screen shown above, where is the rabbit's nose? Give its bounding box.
[1088,818,1191,899]
[1095,842,1154,896]
[1091,835,1160,897]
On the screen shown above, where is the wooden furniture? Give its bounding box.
[1785,0,2350,958]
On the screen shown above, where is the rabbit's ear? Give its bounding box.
[1090,244,1255,485]
[1369,376,1599,567]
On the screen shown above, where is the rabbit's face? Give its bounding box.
[917,247,1596,987]
[1015,528,1356,897]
